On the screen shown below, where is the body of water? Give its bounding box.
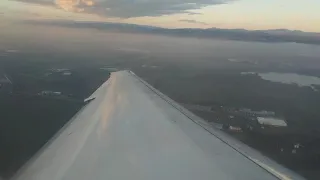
[242,72,320,91]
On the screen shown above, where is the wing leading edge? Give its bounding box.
[13,70,304,180]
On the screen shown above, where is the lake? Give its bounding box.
[242,72,320,91]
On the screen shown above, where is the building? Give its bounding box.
[240,116,289,135]
[257,117,287,127]
[63,72,72,76]
[239,108,276,117]
[39,91,62,96]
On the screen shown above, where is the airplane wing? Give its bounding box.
[12,71,304,180]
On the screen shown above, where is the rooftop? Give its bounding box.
[257,117,287,127]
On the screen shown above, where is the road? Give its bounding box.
[4,74,12,84]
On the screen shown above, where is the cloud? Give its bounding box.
[15,0,232,18]
[185,11,202,15]
[179,19,208,25]
[15,0,53,6]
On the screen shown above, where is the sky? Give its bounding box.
[0,0,320,32]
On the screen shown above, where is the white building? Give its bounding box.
[63,72,72,76]
[39,91,62,96]
[257,117,287,127]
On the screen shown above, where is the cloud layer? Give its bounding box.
[16,0,231,18]
[180,19,208,25]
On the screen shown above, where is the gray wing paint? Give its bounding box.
[12,71,304,180]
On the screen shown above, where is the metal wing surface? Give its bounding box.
[12,71,304,180]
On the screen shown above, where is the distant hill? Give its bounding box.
[26,20,320,45]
